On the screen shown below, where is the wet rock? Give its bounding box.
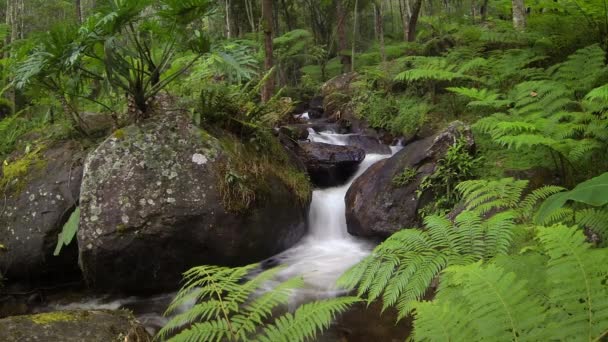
[346,121,475,238]
[78,107,310,294]
[298,142,365,187]
[347,135,391,154]
[0,310,151,342]
[0,141,85,284]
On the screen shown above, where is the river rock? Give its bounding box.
[0,310,150,341]
[0,141,84,284]
[298,142,365,187]
[347,134,392,154]
[78,107,310,294]
[346,121,474,238]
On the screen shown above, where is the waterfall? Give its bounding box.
[269,130,394,297]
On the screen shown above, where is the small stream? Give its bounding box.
[33,115,400,338]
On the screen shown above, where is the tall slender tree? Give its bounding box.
[336,0,350,72]
[76,0,83,23]
[374,0,386,63]
[261,0,275,102]
[512,0,526,30]
[351,0,358,71]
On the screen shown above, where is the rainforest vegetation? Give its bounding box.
[0,0,608,341]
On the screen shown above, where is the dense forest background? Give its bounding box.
[0,0,607,341]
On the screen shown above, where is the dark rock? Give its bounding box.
[309,96,324,111]
[321,72,359,98]
[0,310,151,342]
[78,108,310,294]
[80,112,115,137]
[292,101,309,115]
[308,108,324,119]
[504,167,559,190]
[298,142,365,187]
[347,135,391,155]
[279,125,309,141]
[346,121,474,238]
[0,141,85,284]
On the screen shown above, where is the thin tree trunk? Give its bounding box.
[76,0,82,23]
[407,0,422,42]
[351,0,358,72]
[245,0,256,32]
[375,1,386,63]
[225,0,232,38]
[336,0,350,72]
[512,0,526,30]
[261,0,274,102]
[281,0,293,31]
[480,0,489,22]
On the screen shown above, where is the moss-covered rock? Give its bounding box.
[0,141,85,284]
[78,106,310,294]
[0,310,151,342]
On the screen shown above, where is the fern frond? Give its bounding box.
[257,297,359,342]
[576,208,608,245]
[538,225,608,341]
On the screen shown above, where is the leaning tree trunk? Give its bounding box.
[261,0,275,103]
[512,0,526,30]
[336,0,351,72]
[407,0,422,42]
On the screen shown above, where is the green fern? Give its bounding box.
[411,225,608,341]
[338,209,516,319]
[157,264,357,342]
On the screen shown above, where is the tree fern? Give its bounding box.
[157,264,357,342]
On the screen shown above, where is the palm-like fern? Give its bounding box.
[157,264,357,342]
[337,209,516,319]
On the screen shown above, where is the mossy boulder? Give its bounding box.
[0,310,150,341]
[78,108,310,294]
[0,141,85,284]
[345,122,475,238]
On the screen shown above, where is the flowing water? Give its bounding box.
[266,129,394,299]
[31,118,398,336]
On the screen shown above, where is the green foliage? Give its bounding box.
[157,264,357,342]
[392,167,418,187]
[338,209,516,319]
[53,208,80,256]
[536,172,608,223]
[418,138,479,211]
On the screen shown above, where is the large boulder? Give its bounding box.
[78,108,310,294]
[346,122,474,238]
[0,141,84,284]
[0,310,150,342]
[298,142,365,187]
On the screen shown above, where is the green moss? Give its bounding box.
[113,129,126,139]
[29,311,79,325]
[0,146,47,194]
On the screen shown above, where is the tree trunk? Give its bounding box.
[351,0,358,72]
[336,0,350,72]
[480,0,489,22]
[407,0,422,42]
[281,0,293,31]
[245,0,256,32]
[261,0,275,102]
[76,0,82,23]
[375,1,386,63]
[512,0,526,30]
[225,0,232,38]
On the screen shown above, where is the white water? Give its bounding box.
[266,131,394,299]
